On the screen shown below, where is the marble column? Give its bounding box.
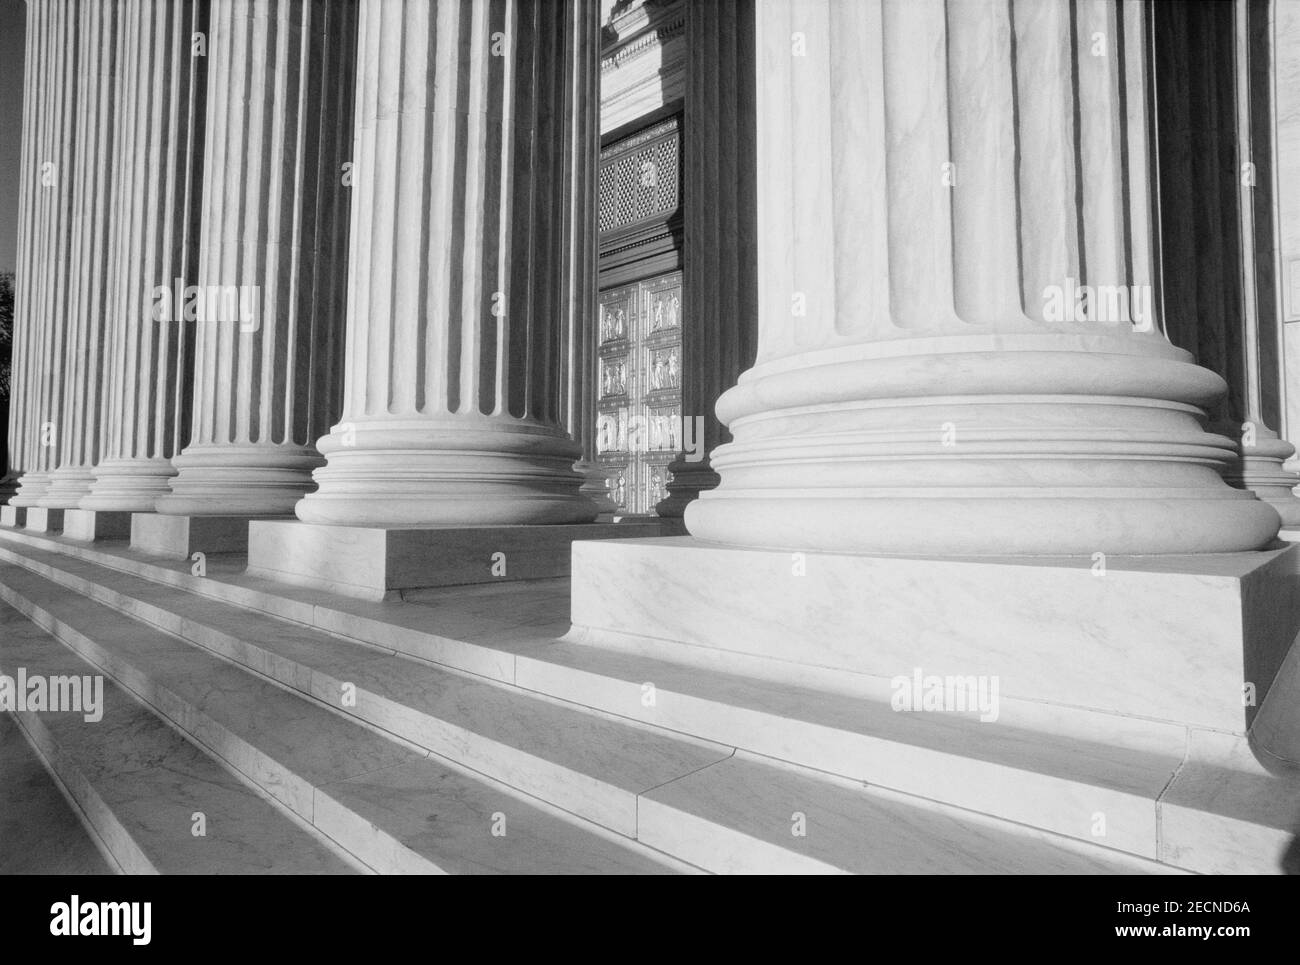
[684,0,1280,555]
[1,0,45,506]
[1154,0,1300,529]
[657,0,758,517]
[295,0,598,527]
[561,0,617,515]
[11,0,79,508]
[80,0,205,512]
[1223,0,1300,527]
[155,0,355,517]
[41,0,120,507]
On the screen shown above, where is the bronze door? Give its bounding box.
[596,271,682,514]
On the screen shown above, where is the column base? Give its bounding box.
[0,472,19,503]
[154,444,324,517]
[39,467,97,509]
[23,508,65,534]
[691,340,1283,554]
[295,421,598,527]
[248,520,661,600]
[655,459,719,517]
[1225,433,1300,527]
[9,471,52,507]
[62,510,132,542]
[568,536,1300,736]
[130,513,266,560]
[0,506,27,528]
[79,458,177,512]
[575,460,619,515]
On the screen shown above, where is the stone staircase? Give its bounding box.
[1,522,1295,874]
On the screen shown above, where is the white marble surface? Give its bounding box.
[0,539,731,840]
[1158,731,1300,874]
[638,752,1178,875]
[520,638,1181,858]
[317,758,683,875]
[1254,632,1300,767]
[130,513,255,560]
[0,603,356,875]
[570,536,1300,734]
[23,508,63,534]
[0,712,114,874]
[247,519,666,600]
[4,524,1296,873]
[1276,2,1300,444]
[0,558,687,875]
[61,510,131,543]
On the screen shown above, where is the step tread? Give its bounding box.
[638,753,1176,875]
[0,565,680,874]
[0,606,355,875]
[0,712,115,874]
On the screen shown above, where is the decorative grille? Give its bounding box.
[597,118,681,234]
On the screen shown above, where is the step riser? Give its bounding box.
[0,537,1163,858]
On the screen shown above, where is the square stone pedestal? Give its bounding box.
[569,536,1300,736]
[130,513,267,560]
[0,506,26,528]
[23,508,64,534]
[247,520,673,600]
[62,509,132,542]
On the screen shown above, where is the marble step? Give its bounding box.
[2,527,1294,872]
[0,563,1175,876]
[0,552,730,841]
[0,712,114,874]
[0,603,357,874]
[637,753,1178,874]
[0,528,1190,857]
[0,565,686,874]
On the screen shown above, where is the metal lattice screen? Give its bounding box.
[598,118,680,235]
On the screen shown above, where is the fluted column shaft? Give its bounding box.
[562,0,614,513]
[296,0,598,526]
[41,0,121,507]
[80,0,205,512]
[155,0,355,517]
[2,0,45,502]
[686,0,1279,555]
[12,0,79,507]
[657,0,758,516]
[1220,0,1300,524]
[1154,0,1300,528]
